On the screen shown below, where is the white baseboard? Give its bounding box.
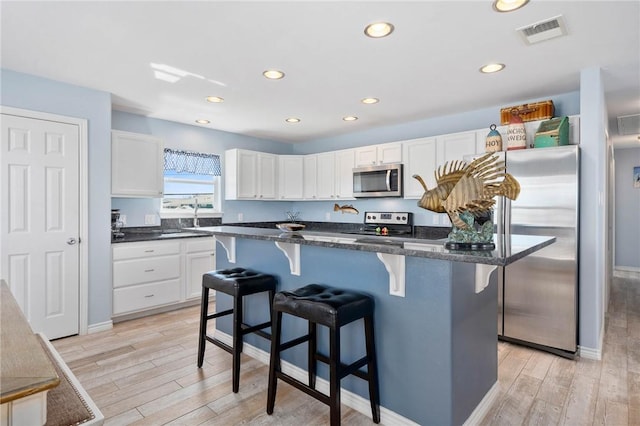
[463,381,499,426]
[87,320,113,334]
[578,345,601,360]
[614,266,640,280]
[216,330,493,426]
[579,319,604,360]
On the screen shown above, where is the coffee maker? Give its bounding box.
[111,209,124,239]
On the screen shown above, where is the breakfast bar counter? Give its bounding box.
[195,225,554,425]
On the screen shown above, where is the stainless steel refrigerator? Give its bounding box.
[496,145,580,358]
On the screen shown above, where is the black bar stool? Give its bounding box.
[197,267,277,393]
[266,284,380,425]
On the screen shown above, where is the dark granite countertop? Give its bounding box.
[193,225,555,266]
[111,221,451,244]
[111,228,212,243]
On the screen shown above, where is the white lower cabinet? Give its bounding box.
[185,238,216,299]
[112,237,215,316]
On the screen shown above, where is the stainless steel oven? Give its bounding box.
[352,163,403,198]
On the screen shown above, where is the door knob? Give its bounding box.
[67,238,77,245]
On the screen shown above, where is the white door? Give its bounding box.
[1,114,80,339]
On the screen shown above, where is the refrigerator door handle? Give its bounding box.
[503,197,511,239]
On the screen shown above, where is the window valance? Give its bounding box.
[164,148,221,176]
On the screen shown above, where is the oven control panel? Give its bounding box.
[363,212,412,225]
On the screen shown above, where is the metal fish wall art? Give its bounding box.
[413,152,520,230]
[333,203,359,215]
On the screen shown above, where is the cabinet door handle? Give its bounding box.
[144,294,155,298]
[144,249,155,253]
[144,269,155,272]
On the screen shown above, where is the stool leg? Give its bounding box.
[232,293,243,393]
[197,286,209,368]
[365,315,381,423]
[266,311,282,415]
[308,321,317,388]
[329,326,341,426]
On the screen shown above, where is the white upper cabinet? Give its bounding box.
[354,142,402,166]
[111,130,164,198]
[435,131,481,166]
[334,149,355,199]
[225,149,277,200]
[402,137,437,199]
[303,155,318,200]
[278,155,304,200]
[258,152,277,199]
[315,152,336,199]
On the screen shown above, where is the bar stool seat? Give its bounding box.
[197,267,277,393]
[267,284,380,425]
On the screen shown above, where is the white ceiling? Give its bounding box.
[1,1,639,147]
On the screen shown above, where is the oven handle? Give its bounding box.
[386,170,391,191]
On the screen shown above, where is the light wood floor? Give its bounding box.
[52,276,640,425]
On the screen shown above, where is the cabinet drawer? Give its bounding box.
[113,241,180,260]
[113,279,181,315]
[113,255,180,288]
[185,238,215,253]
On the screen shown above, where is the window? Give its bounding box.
[161,148,222,218]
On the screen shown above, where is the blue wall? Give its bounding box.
[614,147,640,269]
[1,68,113,326]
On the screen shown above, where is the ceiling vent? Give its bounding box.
[517,15,567,45]
[618,114,640,135]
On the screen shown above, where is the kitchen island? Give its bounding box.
[195,226,554,425]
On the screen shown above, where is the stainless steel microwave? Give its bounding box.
[353,163,403,198]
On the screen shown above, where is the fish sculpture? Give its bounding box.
[413,152,520,230]
[333,203,359,215]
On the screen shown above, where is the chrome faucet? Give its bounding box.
[193,197,199,227]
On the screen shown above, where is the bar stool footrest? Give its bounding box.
[206,308,234,321]
[315,353,370,381]
[275,371,330,405]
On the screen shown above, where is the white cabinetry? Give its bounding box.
[402,137,437,199]
[112,241,182,315]
[112,237,215,316]
[334,149,355,199]
[436,131,482,166]
[225,149,277,200]
[184,238,216,300]
[303,155,318,200]
[355,142,402,166]
[111,130,164,197]
[316,152,336,199]
[278,155,304,200]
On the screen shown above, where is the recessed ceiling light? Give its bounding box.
[195,119,210,124]
[480,63,505,73]
[206,96,224,103]
[343,116,358,122]
[364,22,394,38]
[493,0,529,12]
[361,98,379,104]
[263,70,285,80]
[285,118,300,123]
